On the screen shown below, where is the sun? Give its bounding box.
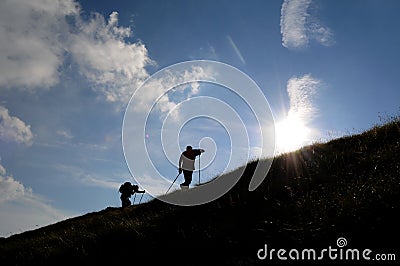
[275,115,310,153]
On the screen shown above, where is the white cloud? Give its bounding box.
[69,11,152,106]
[0,163,72,236]
[0,0,152,107]
[0,163,30,203]
[0,0,78,89]
[0,106,33,146]
[0,172,26,203]
[286,74,320,121]
[280,0,334,49]
[0,163,5,176]
[280,0,311,48]
[274,74,322,154]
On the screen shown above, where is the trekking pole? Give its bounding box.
[166,173,181,194]
[198,154,201,185]
[133,193,136,205]
[139,193,144,204]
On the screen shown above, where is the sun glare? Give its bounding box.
[275,115,310,153]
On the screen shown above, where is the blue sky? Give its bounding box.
[1,0,399,236]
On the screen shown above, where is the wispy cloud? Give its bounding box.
[198,43,218,61]
[227,35,246,65]
[78,173,121,190]
[132,65,215,118]
[280,0,334,49]
[56,130,74,140]
[0,106,33,146]
[53,163,124,190]
[308,22,335,47]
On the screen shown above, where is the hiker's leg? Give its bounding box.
[182,170,190,186]
[183,170,193,186]
[121,197,131,208]
[188,171,193,185]
[126,198,132,207]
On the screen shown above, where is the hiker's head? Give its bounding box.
[186,145,192,151]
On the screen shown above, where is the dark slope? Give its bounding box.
[1,120,399,265]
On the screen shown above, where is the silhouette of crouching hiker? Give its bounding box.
[119,181,145,208]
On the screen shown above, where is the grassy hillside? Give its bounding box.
[1,119,399,265]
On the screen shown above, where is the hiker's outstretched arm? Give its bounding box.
[195,149,205,156]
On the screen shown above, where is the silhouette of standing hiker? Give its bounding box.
[119,182,145,208]
[178,146,205,188]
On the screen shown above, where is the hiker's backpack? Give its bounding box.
[119,182,132,194]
